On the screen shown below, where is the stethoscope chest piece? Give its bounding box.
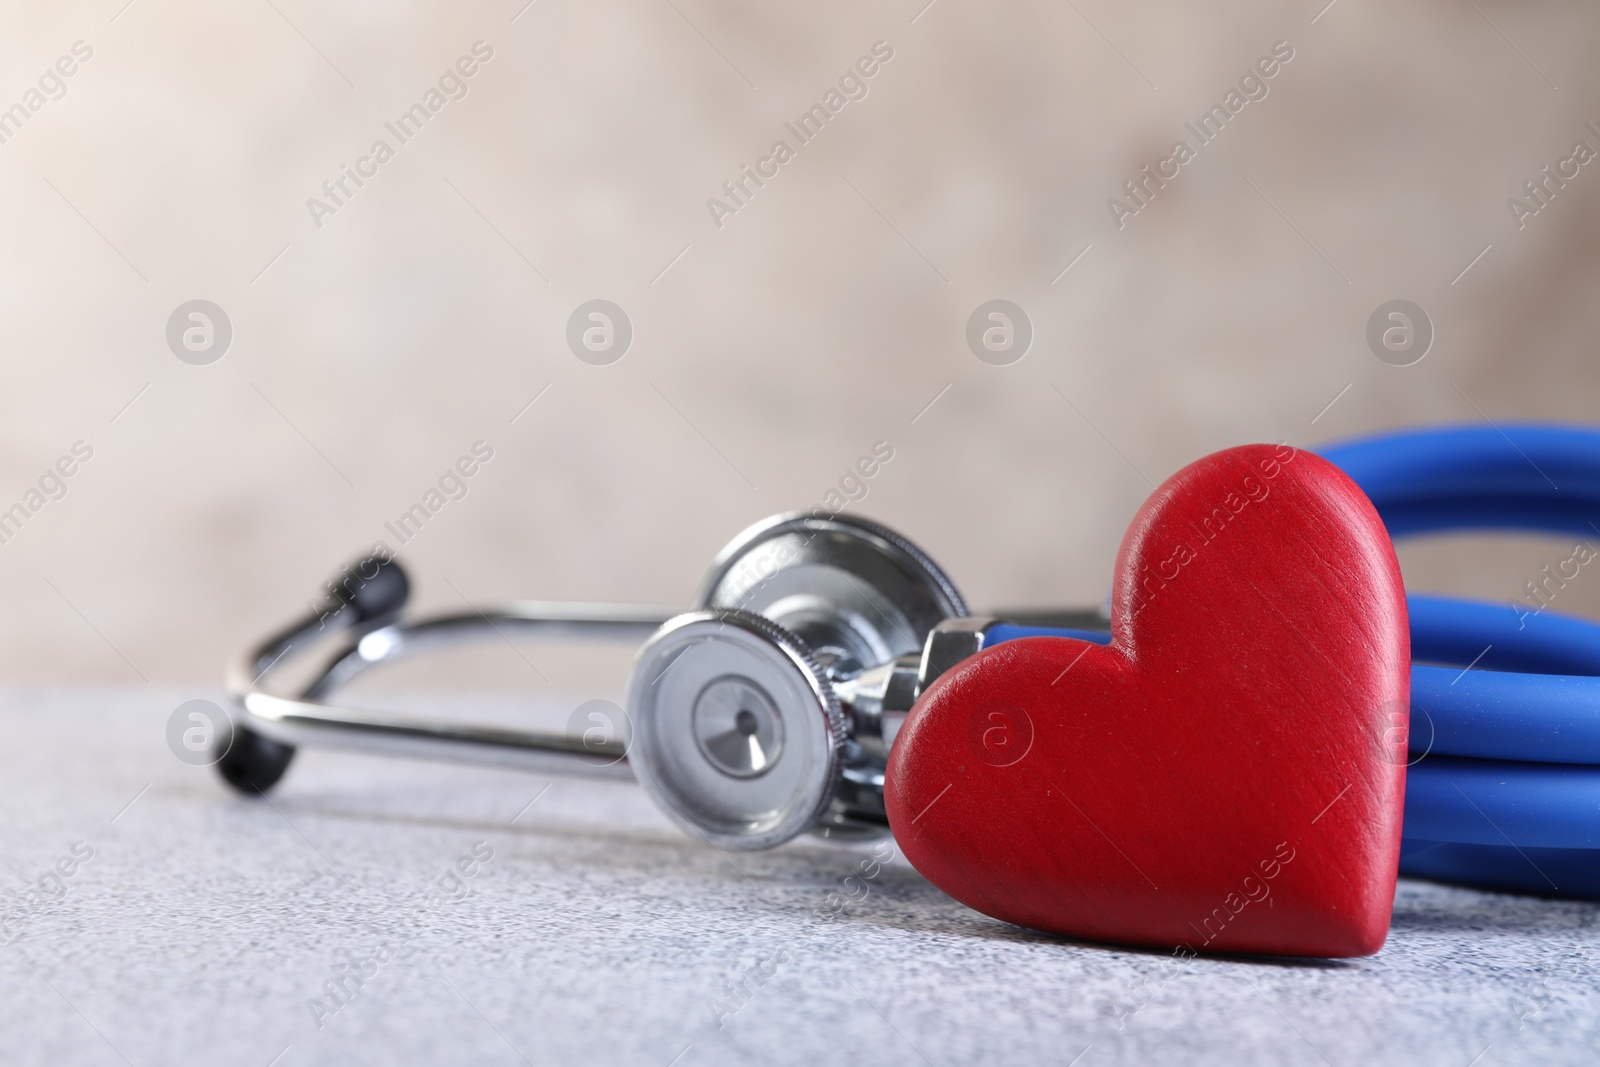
[695,513,968,676]
[624,512,971,848]
[626,609,844,850]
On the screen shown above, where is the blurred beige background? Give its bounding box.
[1,0,1598,686]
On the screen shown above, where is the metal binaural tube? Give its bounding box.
[228,600,681,783]
[299,604,680,698]
[233,688,637,779]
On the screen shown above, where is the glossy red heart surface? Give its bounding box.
[885,444,1408,957]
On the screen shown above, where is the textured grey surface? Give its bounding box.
[2,688,1598,1067]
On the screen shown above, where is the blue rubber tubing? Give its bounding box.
[1320,423,1600,536]
[1397,840,1600,899]
[1317,423,1600,521]
[1321,424,1600,897]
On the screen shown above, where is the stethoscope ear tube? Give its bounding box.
[222,560,675,791]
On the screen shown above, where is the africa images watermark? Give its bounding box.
[967,299,1032,365]
[705,40,896,230]
[1510,540,1599,629]
[0,840,96,946]
[711,440,896,609]
[0,441,95,547]
[1131,443,1300,611]
[0,40,94,147]
[1365,299,1433,366]
[167,300,233,365]
[381,439,495,548]
[306,41,496,229]
[566,300,632,365]
[1506,118,1600,231]
[1107,40,1296,230]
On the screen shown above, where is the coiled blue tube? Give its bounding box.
[1323,425,1600,896]
[1318,424,1600,520]
[1321,424,1600,537]
[1409,593,1600,676]
[1402,756,1600,849]
[1409,595,1600,764]
[1397,840,1600,899]
[1411,667,1600,764]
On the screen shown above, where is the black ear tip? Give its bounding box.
[332,555,410,622]
[216,727,295,794]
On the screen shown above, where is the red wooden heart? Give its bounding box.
[884,444,1408,957]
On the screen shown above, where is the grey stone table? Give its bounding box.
[1,690,1596,1066]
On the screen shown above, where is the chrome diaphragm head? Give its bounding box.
[695,512,967,672]
[625,609,842,850]
[624,512,970,848]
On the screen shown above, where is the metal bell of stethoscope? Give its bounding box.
[222,512,1107,850]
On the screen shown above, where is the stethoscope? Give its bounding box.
[223,511,1109,849]
[222,424,1600,899]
